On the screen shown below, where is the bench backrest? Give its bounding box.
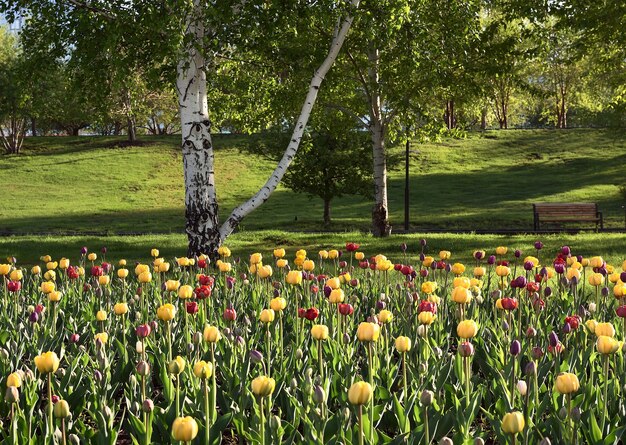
[533,203,598,215]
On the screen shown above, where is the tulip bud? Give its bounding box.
[420,390,434,406]
[459,341,474,357]
[295,348,303,360]
[136,360,150,376]
[538,439,551,445]
[94,370,103,384]
[571,407,581,421]
[313,385,326,404]
[558,406,568,420]
[250,350,264,364]
[532,347,544,359]
[289,378,298,391]
[525,361,536,376]
[562,322,571,334]
[5,387,19,403]
[502,320,509,332]
[54,400,70,418]
[589,303,597,313]
[510,340,521,356]
[474,439,485,445]
[516,380,527,396]
[549,331,559,347]
[417,325,426,337]
[142,399,154,413]
[526,327,537,338]
[440,438,453,445]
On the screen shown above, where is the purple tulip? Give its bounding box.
[101,247,107,254]
[549,331,559,347]
[514,249,522,258]
[516,276,527,288]
[554,263,565,274]
[534,241,543,250]
[510,340,521,356]
[601,287,609,297]
[488,255,496,265]
[561,246,571,256]
[524,261,534,271]
[376,300,386,310]
[324,285,332,298]
[576,255,583,262]
[250,350,264,364]
[562,322,571,334]
[400,243,408,252]
[544,286,552,297]
[445,263,452,273]
[420,239,427,247]
[81,246,88,255]
[525,361,537,375]
[29,312,39,323]
[419,253,425,261]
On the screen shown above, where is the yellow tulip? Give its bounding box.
[171,416,199,442]
[98,275,110,286]
[44,271,56,281]
[258,265,273,279]
[259,309,275,323]
[138,271,152,283]
[421,281,437,294]
[566,268,580,281]
[9,269,23,281]
[249,253,263,265]
[457,320,478,339]
[34,351,60,374]
[41,255,52,263]
[439,250,451,260]
[118,259,127,266]
[168,356,186,375]
[286,270,302,285]
[326,277,340,289]
[40,281,55,294]
[251,376,275,397]
[451,263,465,275]
[177,257,191,267]
[218,261,231,273]
[355,252,365,260]
[585,319,598,333]
[48,291,62,302]
[0,264,11,275]
[150,248,159,257]
[273,248,285,258]
[276,259,288,268]
[378,310,393,324]
[395,336,411,352]
[418,311,436,325]
[318,250,329,259]
[451,286,472,304]
[6,372,21,388]
[303,260,315,271]
[423,256,434,267]
[117,269,129,279]
[501,411,525,434]
[311,324,329,341]
[270,297,286,312]
[178,285,194,299]
[94,332,108,344]
[59,258,70,270]
[356,322,380,342]
[87,253,97,261]
[31,265,41,275]
[166,280,180,292]
[495,265,510,277]
[328,250,339,259]
[348,381,373,405]
[96,310,107,321]
[595,322,615,337]
[597,336,619,354]
[588,273,603,286]
[590,256,604,268]
[495,246,508,255]
[114,303,128,316]
[218,246,231,257]
[473,267,486,277]
[193,361,213,379]
[135,264,150,276]
[157,304,177,321]
[555,372,579,394]
[203,325,221,343]
[328,289,345,304]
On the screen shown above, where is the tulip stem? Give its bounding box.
[358,405,364,445]
[424,406,429,444]
[368,342,375,444]
[601,355,609,434]
[266,324,271,379]
[204,379,211,445]
[47,373,53,439]
[175,375,180,418]
[566,393,573,444]
[259,396,265,445]
[402,351,407,399]
[318,339,324,382]
[61,418,67,445]
[211,343,217,423]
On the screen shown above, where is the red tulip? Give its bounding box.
[136,324,151,339]
[305,307,319,321]
[224,307,237,321]
[501,298,518,311]
[345,242,359,252]
[186,302,199,314]
[198,274,214,287]
[418,300,437,314]
[564,315,580,330]
[338,303,354,316]
[7,281,20,292]
[198,259,207,268]
[616,305,626,318]
[194,285,211,299]
[91,266,103,277]
[297,308,307,318]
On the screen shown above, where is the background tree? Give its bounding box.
[0,26,28,153]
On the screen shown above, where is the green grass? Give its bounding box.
[2,231,626,266]
[1,129,625,235]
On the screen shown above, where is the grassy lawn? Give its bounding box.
[1,129,625,236]
[1,231,626,266]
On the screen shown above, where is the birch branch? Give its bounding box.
[218,0,361,241]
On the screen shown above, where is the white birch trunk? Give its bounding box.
[217,0,361,243]
[177,1,219,256]
[368,47,391,236]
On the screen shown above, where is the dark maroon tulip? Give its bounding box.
[458,341,474,357]
[549,331,559,347]
[186,302,199,315]
[29,312,39,323]
[561,246,571,256]
[338,303,354,316]
[524,261,534,271]
[532,347,544,359]
[514,249,521,258]
[487,255,496,265]
[419,253,425,261]
[534,241,543,250]
[616,305,626,318]
[525,361,536,375]
[80,247,88,255]
[420,239,427,247]
[510,340,521,356]
[136,324,151,339]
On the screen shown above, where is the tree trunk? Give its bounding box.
[114,122,122,135]
[480,107,487,130]
[323,197,331,227]
[177,0,220,257]
[369,47,391,237]
[31,117,36,137]
[127,116,137,143]
[218,0,361,244]
[72,127,79,136]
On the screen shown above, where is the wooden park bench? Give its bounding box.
[533,203,604,231]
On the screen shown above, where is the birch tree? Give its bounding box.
[3,0,361,255]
